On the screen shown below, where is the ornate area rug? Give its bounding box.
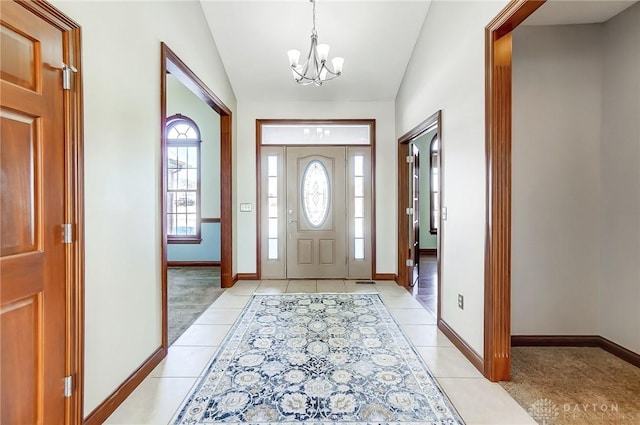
[172,294,464,425]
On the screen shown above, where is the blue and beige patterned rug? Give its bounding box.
[172,294,464,425]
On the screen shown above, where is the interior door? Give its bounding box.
[408,143,420,286]
[1,3,68,423]
[286,147,346,278]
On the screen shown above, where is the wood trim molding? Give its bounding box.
[599,337,640,369]
[369,120,377,280]
[397,143,409,289]
[167,261,220,267]
[83,347,164,425]
[257,118,377,129]
[512,335,640,369]
[17,2,86,423]
[255,121,263,279]
[484,0,545,382]
[373,273,396,281]
[512,335,601,347]
[236,273,259,281]
[419,248,437,255]
[397,110,442,323]
[438,319,484,373]
[220,113,233,289]
[201,217,221,223]
[255,119,376,280]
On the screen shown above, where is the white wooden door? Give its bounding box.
[286,147,346,278]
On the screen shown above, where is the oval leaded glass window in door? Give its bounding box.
[302,160,331,227]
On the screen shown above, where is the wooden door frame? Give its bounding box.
[160,43,233,351]
[255,119,377,280]
[397,110,442,321]
[10,1,85,423]
[484,0,546,381]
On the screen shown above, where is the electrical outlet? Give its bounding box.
[458,294,464,310]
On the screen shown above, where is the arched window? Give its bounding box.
[429,134,439,235]
[166,114,201,243]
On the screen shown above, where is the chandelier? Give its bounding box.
[287,0,344,86]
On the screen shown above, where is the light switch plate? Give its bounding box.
[239,203,252,212]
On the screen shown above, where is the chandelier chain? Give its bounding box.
[312,0,317,35]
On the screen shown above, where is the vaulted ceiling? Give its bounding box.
[200,0,637,103]
[200,1,432,102]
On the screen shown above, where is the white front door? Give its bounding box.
[286,147,346,278]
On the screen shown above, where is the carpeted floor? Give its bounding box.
[500,347,640,425]
[168,267,225,345]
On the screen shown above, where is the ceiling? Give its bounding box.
[199,0,432,102]
[523,0,636,26]
[200,0,637,103]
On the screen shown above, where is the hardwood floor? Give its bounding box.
[411,253,437,317]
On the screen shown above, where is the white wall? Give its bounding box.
[512,24,603,335]
[50,0,236,416]
[512,3,640,355]
[396,0,509,355]
[235,101,396,275]
[600,2,640,354]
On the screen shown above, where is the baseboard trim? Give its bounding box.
[236,273,259,280]
[373,273,397,280]
[83,347,165,425]
[167,261,220,267]
[511,335,600,347]
[419,248,437,255]
[438,318,484,374]
[511,335,640,369]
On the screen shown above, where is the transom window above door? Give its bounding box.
[261,123,370,145]
[166,114,202,243]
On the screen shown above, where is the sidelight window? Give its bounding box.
[267,154,279,259]
[353,154,365,260]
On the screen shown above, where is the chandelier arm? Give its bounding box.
[287,0,342,85]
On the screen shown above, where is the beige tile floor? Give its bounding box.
[105,280,536,425]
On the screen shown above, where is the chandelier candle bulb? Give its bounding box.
[287,49,301,67]
[316,43,330,62]
[332,57,344,74]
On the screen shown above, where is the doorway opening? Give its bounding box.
[397,110,442,320]
[256,120,376,280]
[161,44,233,350]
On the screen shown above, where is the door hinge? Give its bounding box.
[405,207,413,216]
[63,223,73,244]
[406,155,414,163]
[64,376,72,397]
[62,63,77,90]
